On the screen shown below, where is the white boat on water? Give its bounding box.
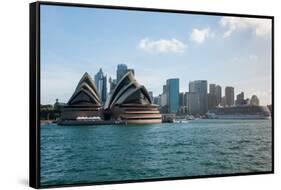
[206,105,271,120]
[174,119,189,123]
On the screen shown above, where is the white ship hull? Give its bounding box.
[207,113,270,120]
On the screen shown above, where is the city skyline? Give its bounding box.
[40,5,272,105]
[43,64,268,107]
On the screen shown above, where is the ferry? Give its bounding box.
[206,105,271,119]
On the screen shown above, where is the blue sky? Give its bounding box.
[40,5,272,105]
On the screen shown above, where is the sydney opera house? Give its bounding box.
[59,71,162,124]
[60,72,103,121]
[104,71,162,124]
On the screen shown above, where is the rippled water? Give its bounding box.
[40,119,272,186]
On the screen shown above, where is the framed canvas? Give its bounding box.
[29,1,274,188]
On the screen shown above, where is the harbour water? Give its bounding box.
[40,119,272,186]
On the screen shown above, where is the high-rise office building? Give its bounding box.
[209,83,218,109]
[153,95,161,106]
[160,93,167,106]
[225,86,234,106]
[215,85,222,105]
[166,78,179,113]
[184,92,189,114]
[209,84,216,95]
[221,96,226,107]
[187,92,200,115]
[208,93,217,109]
[236,92,245,105]
[163,85,167,93]
[178,92,186,114]
[189,80,208,114]
[116,64,128,82]
[109,77,117,94]
[94,68,107,103]
[179,92,185,107]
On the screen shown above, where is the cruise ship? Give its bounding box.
[206,105,271,119]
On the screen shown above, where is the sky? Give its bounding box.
[40,5,272,105]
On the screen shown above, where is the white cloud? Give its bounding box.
[190,27,213,44]
[220,17,271,38]
[138,38,187,53]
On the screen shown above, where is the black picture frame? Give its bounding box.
[29,1,274,189]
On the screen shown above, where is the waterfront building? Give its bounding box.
[189,80,208,114]
[225,86,234,107]
[94,68,107,103]
[104,71,162,124]
[116,64,128,82]
[54,98,66,112]
[250,95,260,106]
[60,72,102,121]
[179,92,187,114]
[179,92,185,107]
[208,93,217,110]
[209,83,222,106]
[215,85,222,105]
[221,96,226,107]
[160,93,167,107]
[153,96,161,106]
[245,98,250,105]
[236,92,246,105]
[159,84,168,112]
[187,92,200,115]
[166,78,179,113]
[184,92,189,113]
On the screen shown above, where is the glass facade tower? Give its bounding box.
[166,78,179,113]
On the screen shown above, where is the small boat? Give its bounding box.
[174,119,189,124]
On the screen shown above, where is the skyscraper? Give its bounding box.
[189,80,208,114]
[160,93,167,107]
[178,92,186,114]
[116,64,128,82]
[153,95,161,106]
[166,78,179,113]
[209,84,216,95]
[179,92,185,107]
[94,68,107,103]
[163,85,167,94]
[215,85,222,105]
[109,77,117,94]
[209,83,218,109]
[225,86,234,106]
[236,92,245,105]
[187,92,200,115]
[208,93,217,110]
